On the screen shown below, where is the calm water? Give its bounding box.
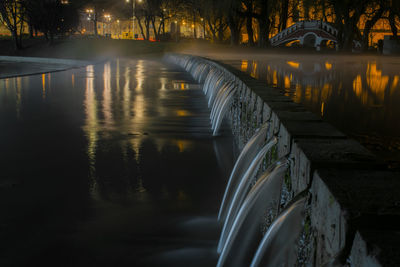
[0,59,235,266]
[225,56,400,168]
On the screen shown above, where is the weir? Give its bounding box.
[165,54,400,266]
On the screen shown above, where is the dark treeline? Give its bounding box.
[1,0,399,50]
[0,0,83,49]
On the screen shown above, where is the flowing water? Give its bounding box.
[217,161,290,267]
[218,123,269,222]
[0,58,235,267]
[218,137,278,253]
[250,198,306,267]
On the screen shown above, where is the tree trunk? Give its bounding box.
[29,22,34,38]
[258,18,270,47]
[151,18,159,40]
[145,17,150,40]
[227,15,241,46]
[389,11,398,40]
[257,0,271,48]
[280,0,289,31]
[136,17,146,40]
[246,16,254,46]
[11,29,21,50]
[93,19,98,36]
[207,20,218,42]
[361,7,384,51]
[218,21,225,43]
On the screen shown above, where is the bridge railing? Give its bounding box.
[270,20,339,45]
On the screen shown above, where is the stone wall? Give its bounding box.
[166,53,400,267]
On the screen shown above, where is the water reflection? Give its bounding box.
[103,62,113,128]
[42,73,46,100]
[80,59,231,201]
[15,77,22,119]
[235,58,400,166]
[83,65,99,196]
[0,58,234,266]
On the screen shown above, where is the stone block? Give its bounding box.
[310,172,348,266]
[282,121,346,139]
[273,110,322,123]
[255,96,264,127]
[262,102,272,123]
[290,138,379,194]
[266,101,308,112]
[349,231,382,267]
[310,169,400,266]
[350,230,400,267]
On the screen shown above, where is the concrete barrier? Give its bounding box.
[166,53,400,267]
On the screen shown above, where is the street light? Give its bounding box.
[104,14,112,36]
[86,9,95,34]
[126,0,142,39]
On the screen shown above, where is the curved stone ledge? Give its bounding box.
[165,53,400,266]
[0,56,93,79]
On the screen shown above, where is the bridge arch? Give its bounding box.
[270,20,339,50]
[301,32,319,47]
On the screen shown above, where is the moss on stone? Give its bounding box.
[285,169,292,192]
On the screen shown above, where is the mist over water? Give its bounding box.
[217,54,400,168]
[0,58,235,266]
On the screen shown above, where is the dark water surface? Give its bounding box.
[0,58,235,266]
[225,56,400,168]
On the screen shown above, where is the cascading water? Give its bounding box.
[212,88,237,136]
[210,82,234,122]
[166,55,307,267]
[217,160,289,267]
[250,198,306,267]
[217,138,279,253]
[207,75,226,107]
[209,80,233,109]
[165,54,238,136]
[218,123,270,221]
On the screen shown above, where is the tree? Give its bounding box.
[388,0,400,40]
[223,0,245,45]
[327,0,372,50]
[360,0,387,50]
[198,0,228,42]
[0,0,25,49]
[242,0,256,46]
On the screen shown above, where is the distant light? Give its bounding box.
[191,24,194,28]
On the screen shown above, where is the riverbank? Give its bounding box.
[0,37,385,61]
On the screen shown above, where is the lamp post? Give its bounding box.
[126,0,142,39]
[125,0,134,39]
[104,14,111,37]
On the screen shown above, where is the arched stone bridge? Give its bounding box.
[270,21,339,49]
